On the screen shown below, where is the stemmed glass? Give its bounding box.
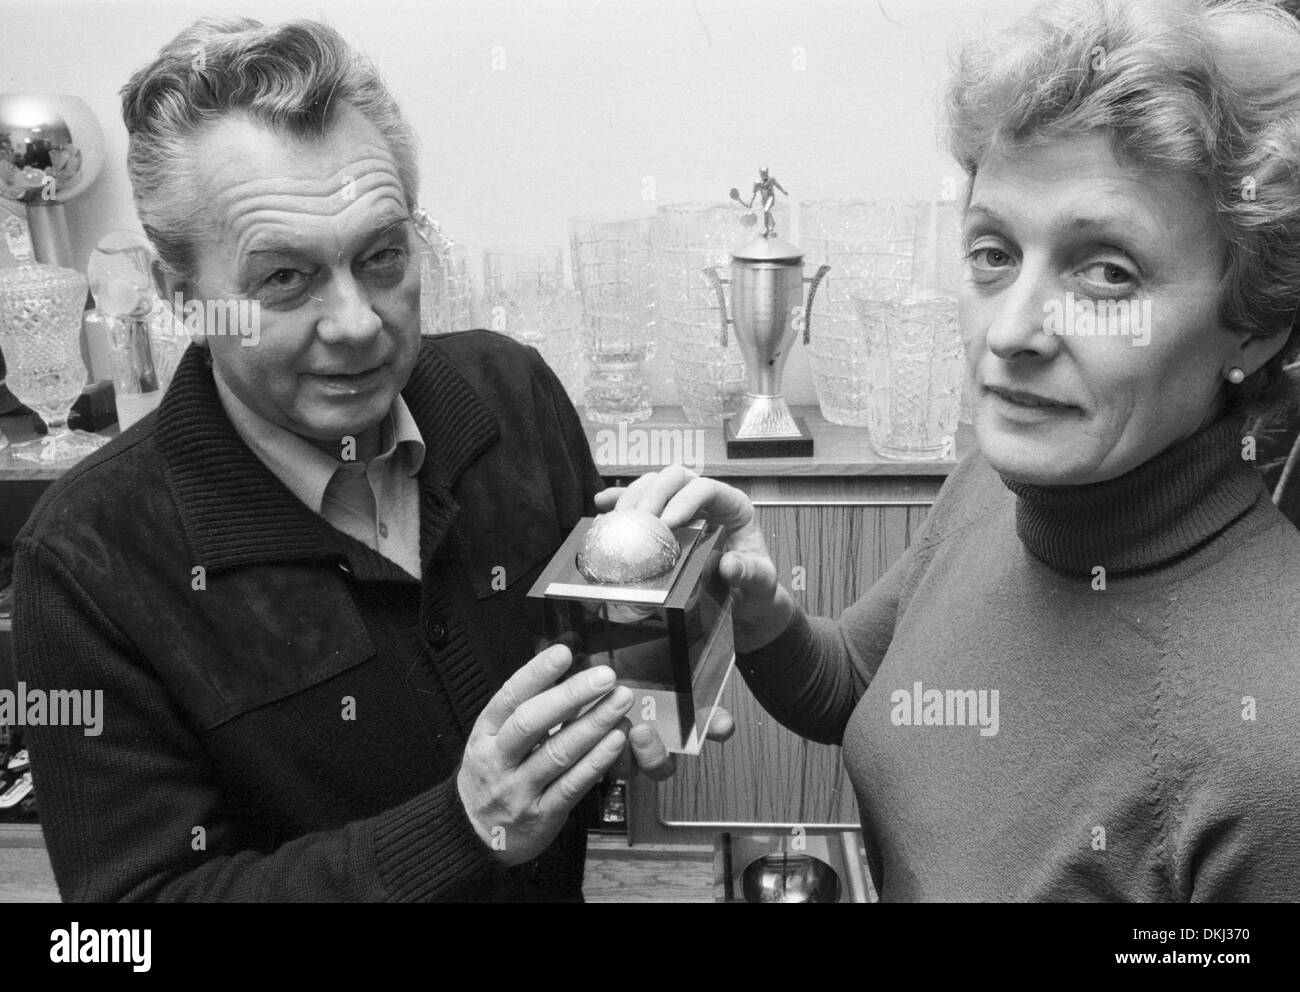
[0,219,104,462]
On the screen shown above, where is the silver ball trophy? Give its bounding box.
[703,169,829,457]
[0,94,105,268]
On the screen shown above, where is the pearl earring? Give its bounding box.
[1227,367,1245,384]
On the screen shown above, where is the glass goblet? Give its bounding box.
[0,264,106,463]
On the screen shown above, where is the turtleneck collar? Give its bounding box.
[1000,416,1266,576]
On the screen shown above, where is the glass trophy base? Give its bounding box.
[870,437,954,461]
[582,361,652,425]
[723,418,814,458]
[9,429,110,464]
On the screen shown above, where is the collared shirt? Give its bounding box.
[214,373,426,580]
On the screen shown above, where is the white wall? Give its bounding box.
[1,0,1040,405]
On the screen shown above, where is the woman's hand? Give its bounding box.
[594,465,796,652]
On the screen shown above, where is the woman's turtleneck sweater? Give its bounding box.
[737,418,1300,901]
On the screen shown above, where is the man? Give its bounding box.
[12,17,703,901]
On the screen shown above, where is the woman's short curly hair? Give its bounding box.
[946,0,1300,419]
[120,17,419,286]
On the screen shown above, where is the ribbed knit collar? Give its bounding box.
[153,341,500,572]
[1000,416,1264,576]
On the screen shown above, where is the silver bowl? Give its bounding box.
[741,852,841,904]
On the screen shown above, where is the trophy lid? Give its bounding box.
[731,232,804,262]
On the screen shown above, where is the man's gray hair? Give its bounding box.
[121,18,419,284]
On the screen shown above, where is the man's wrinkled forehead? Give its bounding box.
[193,112,409,259]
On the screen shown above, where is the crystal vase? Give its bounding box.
[413,210,473,336]
[651,203,787,426]
[801,199,967,440]
[0,217,103,462]
[482,246,584,407]
[569,215,655,424]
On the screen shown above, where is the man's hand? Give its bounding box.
[594,465,795,651]
[457,644,632,866]
[617,709,736,782]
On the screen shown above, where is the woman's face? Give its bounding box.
[960,131,1243,486]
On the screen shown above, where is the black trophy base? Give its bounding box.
[724,418,815,458]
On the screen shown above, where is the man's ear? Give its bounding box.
[151,258,186,309]
[152,260,206,348]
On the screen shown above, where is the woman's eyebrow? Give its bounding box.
[964,202,1004,227]
[966,202,1155,251]
[962,203,1017,242]
[1062,213,1155,243]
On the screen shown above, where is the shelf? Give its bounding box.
[0,410,119,483]
[584,405,972,478]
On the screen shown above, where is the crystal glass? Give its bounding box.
[88,230,164,430]
[570,215,655,424]
[414,210,473,336]
[858,295,965,460]
[147,304,190,394]
[800,200,921,425]
[482,246,584,406]
[0,259,101,462]
[651,203,786,426]
[801,199,967,435]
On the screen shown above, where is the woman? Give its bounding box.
[603,0,1300,900]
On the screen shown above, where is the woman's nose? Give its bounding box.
[981,262,1063,363]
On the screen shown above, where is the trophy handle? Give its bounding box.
[702,266,733,347]
[802,264,832,345]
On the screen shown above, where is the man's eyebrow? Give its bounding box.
[242,215,412,259]
[244,242,300,258]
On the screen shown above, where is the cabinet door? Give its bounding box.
[628,497,932,845]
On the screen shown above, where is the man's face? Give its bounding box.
[183,104,421,456]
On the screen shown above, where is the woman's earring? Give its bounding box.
[1227,367,1246,384]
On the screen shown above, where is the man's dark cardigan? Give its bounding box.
[12,330,604,901]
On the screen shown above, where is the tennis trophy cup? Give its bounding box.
[703,169,830,457]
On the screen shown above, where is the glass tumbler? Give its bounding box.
[858,294,965,460]
[800,199,922,426]
[651,203,787,427]
[482,246,584,407]
[569,215,655,424]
